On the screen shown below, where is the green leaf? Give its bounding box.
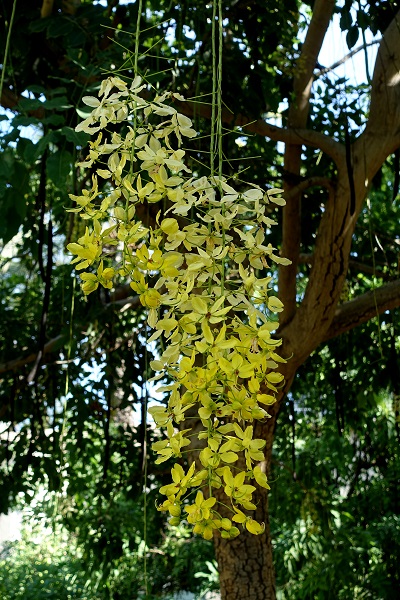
[17,97,45,111]
[68,27,87,48]
[46,149,73,185]
[29,18,50,33]
[48,87,68,96]
[26,85,46,95]
[36,131,59,154]
[23,141,40,164]
[356,10,369,30]
[43,114,66,126]
[17,138,37,165]
[0,149,14,178]
[61,126,90,146]
[1,129,19,148]
[44,96,73,110]
[47,18,74,39]
[0,189,26,243]
[346,26,359,49]
[67,48,90,69]
[339,11,353,31]
[11,115,40,128]
[13,162,31,199]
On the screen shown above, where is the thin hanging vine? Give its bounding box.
[66,1,290,541]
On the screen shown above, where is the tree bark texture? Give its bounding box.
[214,488,275,600]
[213,407,281,599]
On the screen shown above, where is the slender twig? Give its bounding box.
[0,0,17,109]
[315,40,380,77]
[27,217,53,384]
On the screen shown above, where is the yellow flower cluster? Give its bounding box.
[67,75,290,540]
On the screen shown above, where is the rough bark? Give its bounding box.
[214,401,283,600]
[214,488,275,600]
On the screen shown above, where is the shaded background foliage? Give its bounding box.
[0,0,399,597]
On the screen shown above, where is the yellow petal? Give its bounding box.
[191,296,208,314]
[246,519,265,535]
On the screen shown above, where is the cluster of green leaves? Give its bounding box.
[0,523,90,600]
[67,74,290,539]
[0,508,216,599]
[271,315,400,599]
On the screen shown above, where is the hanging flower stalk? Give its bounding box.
[67,72,290,539]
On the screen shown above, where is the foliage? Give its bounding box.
[0,506,216,599]
[272,314,400,599]
[0,521,90,600]
[194,560,220,598]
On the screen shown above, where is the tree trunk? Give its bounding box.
[214,492,275,600]
[214,414,278,600]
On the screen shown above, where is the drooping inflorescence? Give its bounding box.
[67,75,290,539]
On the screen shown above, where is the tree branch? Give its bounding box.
[290,0,336,126]
[173,98,345,166]
[315,40,380,77]
[280,0,336,328]
[353,11,400,200]
[283,176,335,202]
[0,290,140,376]
[40,0,54,18]
[298,253,390,280]
[323,279,400,341]
[0,334,66,376]
[1,84,344,165]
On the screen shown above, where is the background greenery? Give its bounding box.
[0,0,399,598]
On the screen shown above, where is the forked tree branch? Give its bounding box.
[282,9,400,368]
